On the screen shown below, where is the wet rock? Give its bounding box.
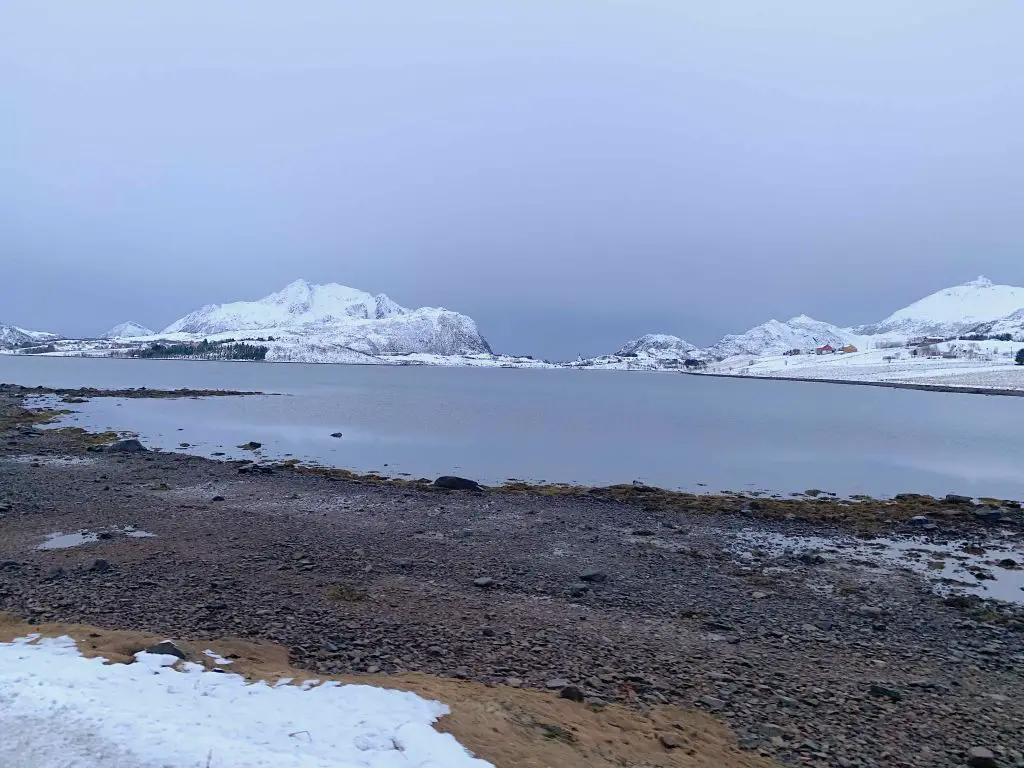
[330,432,343,438]
[974,509,1003,522]
[472,577,495,589]
[107,439,147,453]
[97,532,113,540]
[211,495,225,502]
[433,476,481,491]
[238,442,262,451]
[145,641,187,660]
[798,552,826,565]
[869,683,903,700]
[945,494,974,505]
[568,583,590,597]
[967,747,998,768]
[559,684,585,702]
[579,567,607,583]
[698,695,726,711]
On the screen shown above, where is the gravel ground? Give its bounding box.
[1,396,1022,768]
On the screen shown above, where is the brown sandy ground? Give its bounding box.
[0,615,775,768]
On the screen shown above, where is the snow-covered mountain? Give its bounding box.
[160,280,492,357]
[0,323,59,349]
[705,315,855,360]
[103,322,155,339]
[855,277,1024,338]
[615,334,697,358]
[964,309,1024,341]
[164,280,409,335]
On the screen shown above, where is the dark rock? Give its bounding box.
[90,559,111,573]
[698,695,726,711]
[869,683,903,700]
[798,552,826,565]
[579,567,607,583]
[631,529,656,536]
[974,509,1003,522]
[559,685,585,702]
[330,432,344,438]
[967,747,998,768]
[659,734,682,749]
[908,515,930,526]
[473,577,495,589]
[107,439,147,453]
[238,442,262,450]
[211,495,225,502]
[97,532,113,540]
[145,641,188,660]
[433,476,481,491]
[568,583,590,598]
[945,494,974,505]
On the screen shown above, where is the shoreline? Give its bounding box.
[683,369,1024,397]
[6,383,1021,533]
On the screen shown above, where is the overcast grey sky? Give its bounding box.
[3,1,1022,358]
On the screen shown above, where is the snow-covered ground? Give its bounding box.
[0,633,490,768]
[704,341,1024,390]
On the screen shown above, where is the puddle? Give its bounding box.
[732,530,1024,605]
[37,532,100,550]
[35,527,157,550]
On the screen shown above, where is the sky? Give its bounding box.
[2,1,1023,359]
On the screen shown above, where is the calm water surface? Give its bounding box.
[2,355,1022,499]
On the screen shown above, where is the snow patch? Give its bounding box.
[0,634,491,768]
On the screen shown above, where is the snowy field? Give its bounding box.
[705,341,1024,392]
[0,634,489,768]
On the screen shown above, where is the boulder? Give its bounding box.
[579,567,608,583]
[433,476,481,491]
[945,494,974,505]
[107,439,147,453]
[144,641,188,661]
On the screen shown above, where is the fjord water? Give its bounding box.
[2,355,1022,499]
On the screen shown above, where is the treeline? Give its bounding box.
[128,340,268,361]
[958,333,1013,342]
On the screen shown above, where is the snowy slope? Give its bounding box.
[103,321,155,339]
[964,309,1024,341]
[0,323,59,348]
[615,334,696,357]
[160,280,492,357]
[0,633,490,768]
[706,315,856,360]
[856,277,1024,338]
[164,279,408,334]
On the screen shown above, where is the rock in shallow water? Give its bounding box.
[433,476,481,491]
[106,439,147,453]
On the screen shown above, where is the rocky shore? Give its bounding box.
[1,388,1022,768]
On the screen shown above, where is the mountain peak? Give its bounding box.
[964,276,993,288]
[103,321,154,339]
[858,277,1024,337]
